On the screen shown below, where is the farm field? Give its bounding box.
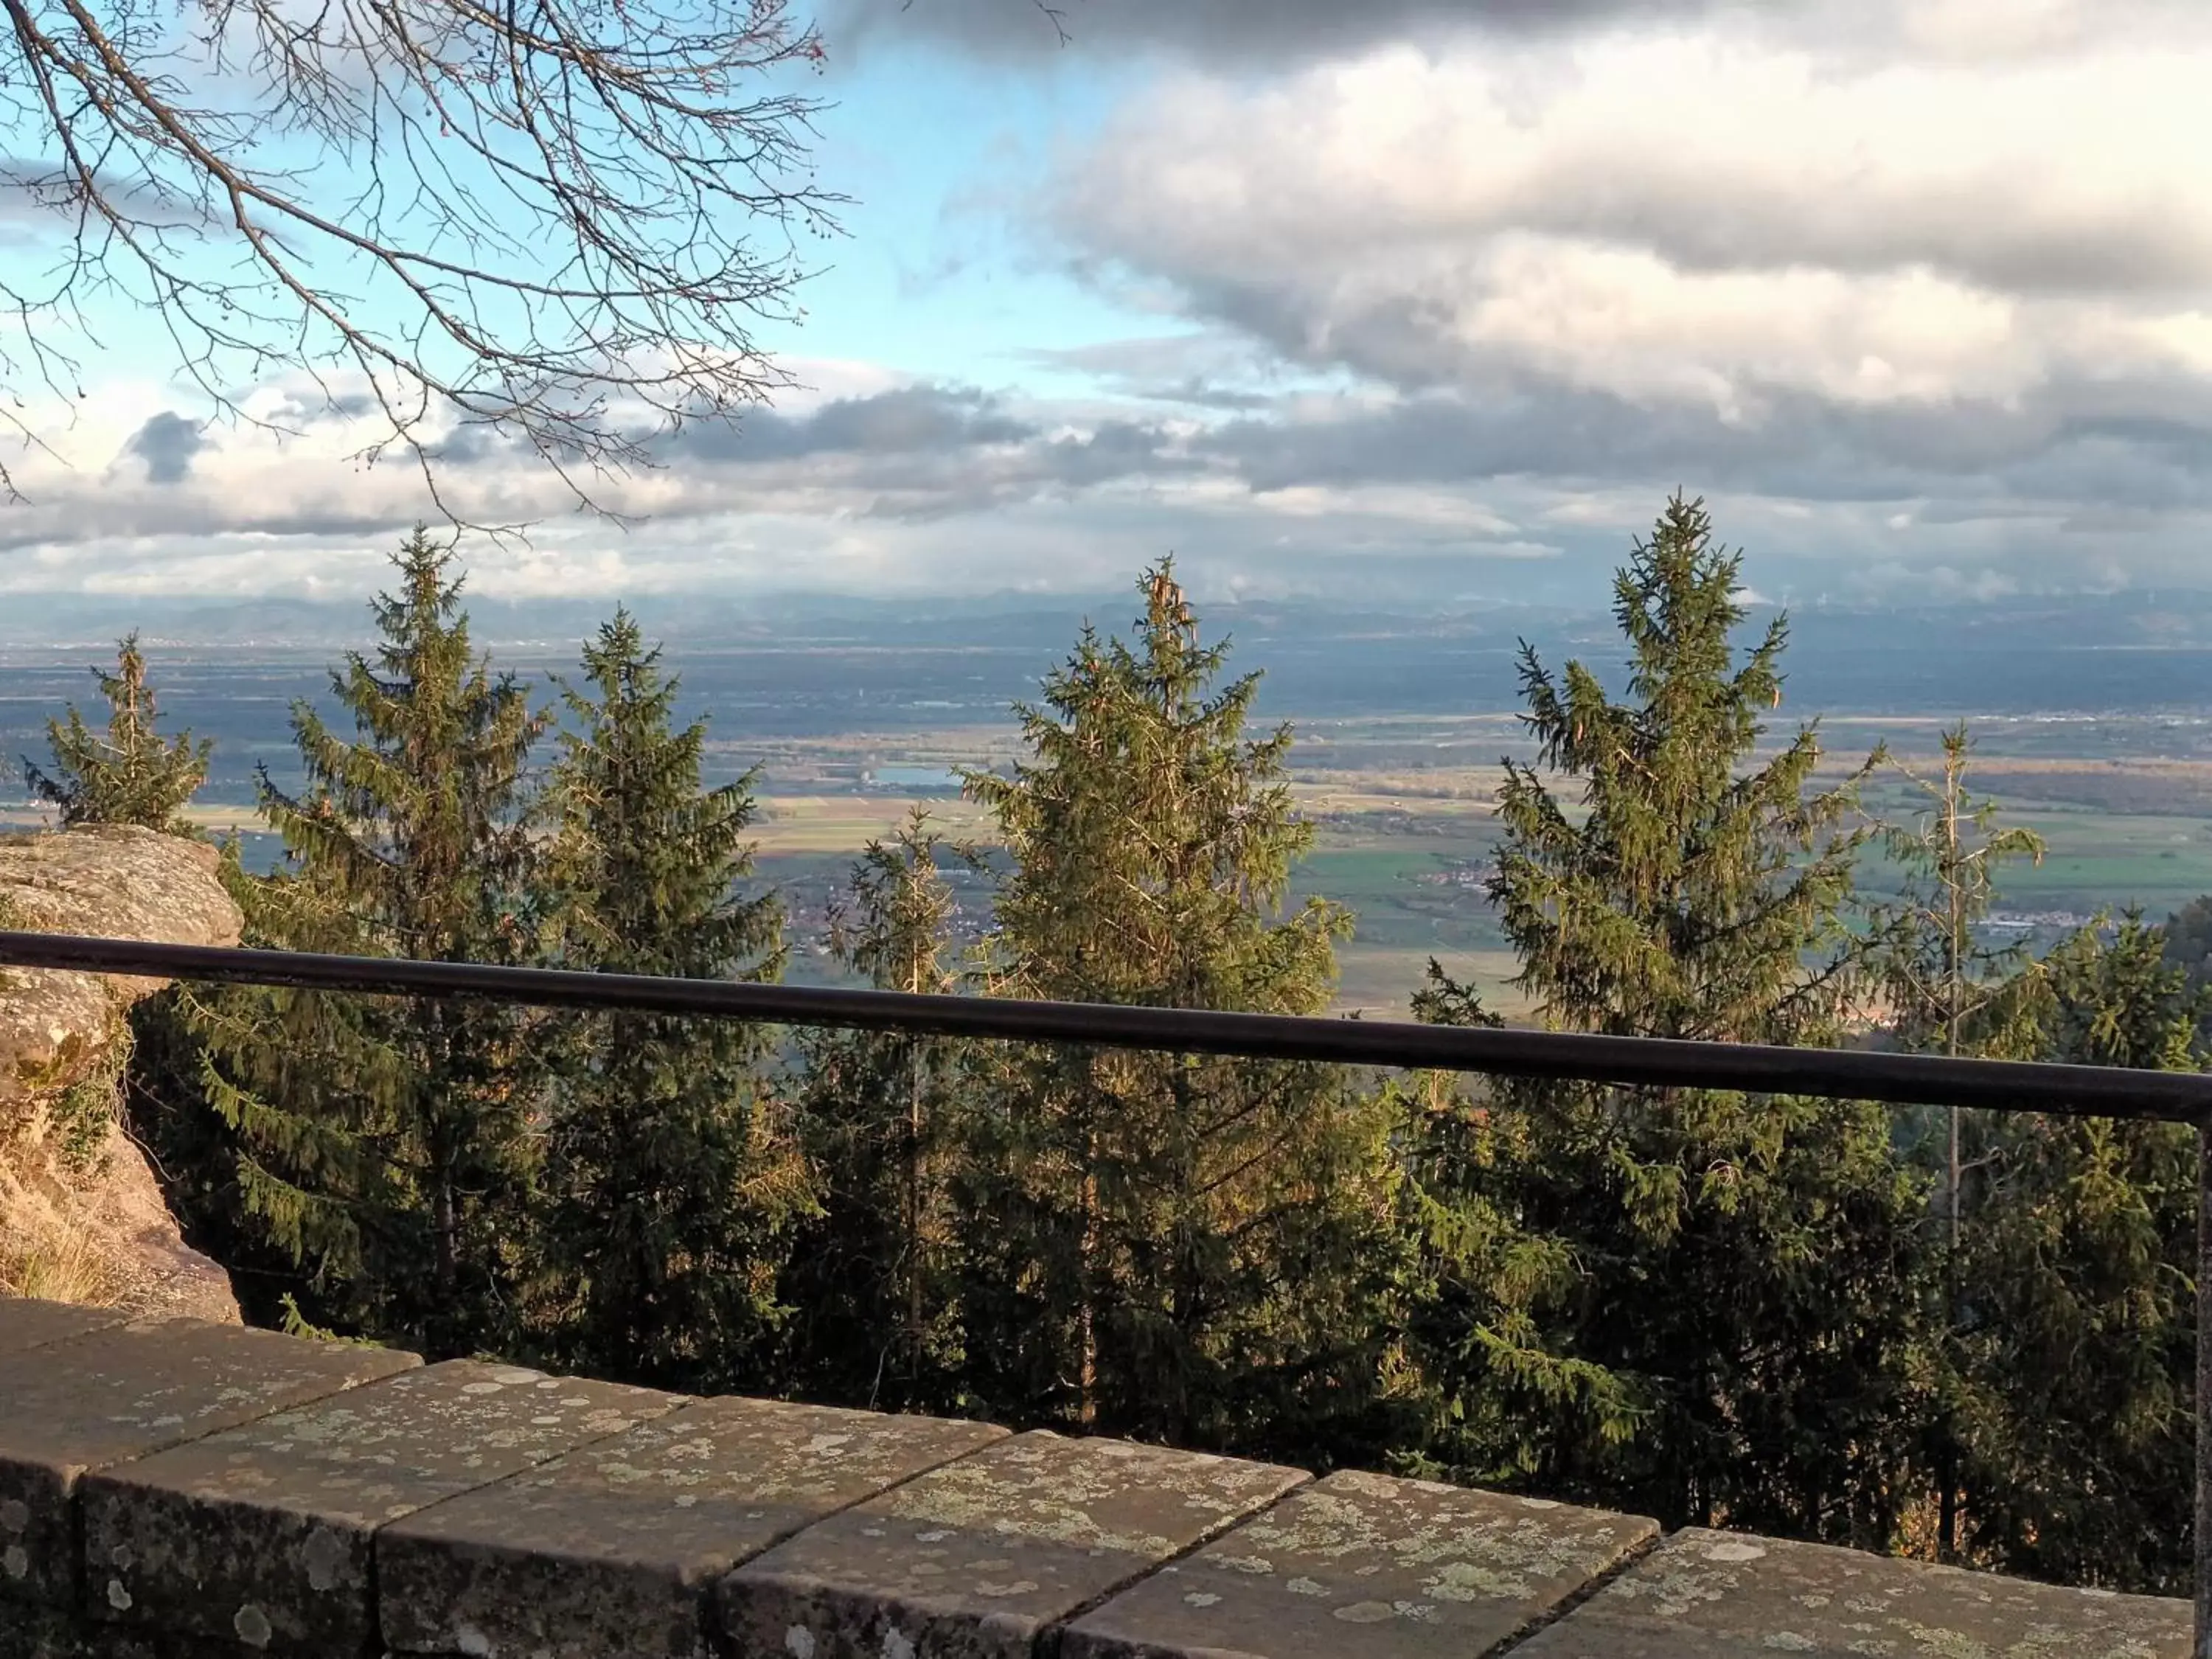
[12,759,2212,1018]
[11,762,2212,1017]
[14,634,2212,1017]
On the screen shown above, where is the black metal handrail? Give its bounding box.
[4,928,2210,1647]
[3,931,2210,1118]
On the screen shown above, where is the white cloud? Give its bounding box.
[15,4,2212,604]
[1050,33,2212,384]
[938,15,2212,596]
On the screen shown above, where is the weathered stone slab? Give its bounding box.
[0,1317,416,1609]
[79,1358,678,1656]
[0,1612,207,1659]
[1514,1526,2191,1658]
[722,1430,1308,1659]
[1062,1467,1659,1659]
[0,1295,128,1357]
[0,1605,166,1659]
[379,1396,1009,1659]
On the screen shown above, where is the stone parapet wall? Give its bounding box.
[0,1296,2188,1658]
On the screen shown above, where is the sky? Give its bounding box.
[6,0,2212,608]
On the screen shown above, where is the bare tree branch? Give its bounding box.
[0,0,844,521]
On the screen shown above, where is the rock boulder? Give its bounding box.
[1,826,246,1322]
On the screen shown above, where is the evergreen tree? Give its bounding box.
[1482,495,1927,1542]
[2159,894,2212,1047]
[1948,915,2200,1592]
[534,609,802,1393]
[1865,723,2045,1559]
[785,808,978,1411]
[24,633,212,832]
[959,562,1401,1456]
[189,527,547,1354]
[18,634,232,1309]
[1872,725,2048,1062]
[1391,961,1638,1489]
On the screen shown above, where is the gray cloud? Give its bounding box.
[840,0,2212,71]
[7,381,1201,559]
[0,494,408,554]
[673,384,1035,463]
[0,156,211,232]
[1188,373,2212,518]
[27,358,2212,604]
[1019,335,1285,409]
[832,0,1767,66]
[636,385,1196,520]
[120,412,206,484]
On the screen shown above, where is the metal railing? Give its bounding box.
[4,928,2209,1650]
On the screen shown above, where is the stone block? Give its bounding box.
[0,1610,191,1659]
[78,1359,677,1657]
[0,1605,170,1659]
[1513,1527,2191,1658]
[0,1318,416,1610]
[379,1397,1008,1659]
[0,1605,81,1659]
[721,1430,1307,1659]
[0,1298,128,1358]
[1062,1467,1659,1659]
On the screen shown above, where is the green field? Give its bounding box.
[34,709,2208,1023]
[1857,799,2212,917]
[740,766,2212,1019]
[1283,845,1503,1015]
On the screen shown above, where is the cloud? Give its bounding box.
[1045,38,2212,339]
[18,353,2212,606]
[20,4,2212,608]
[0,375,1211,588]
[1185,380,2212,506]
[118,412,207,484]
[842,0,2211,68]
[1018,334,1292,409]
[968,24,2212,585]
[662,384,1034,463]
[830,0,1764,66]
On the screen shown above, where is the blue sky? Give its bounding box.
[10,0,2212,608]
[778,43,1141,385]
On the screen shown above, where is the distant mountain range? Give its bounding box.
[11,585,2212,654]
[7,588,2212,719]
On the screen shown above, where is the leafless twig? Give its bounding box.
[0,0,844,524]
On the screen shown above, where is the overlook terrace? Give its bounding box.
[2,930,2212,1656]
[0,1296,2188,1658]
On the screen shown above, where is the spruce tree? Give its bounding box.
[1484,495,1926,1541]
[1871,726,2046,1056]
[1392,961,1638,1488]
[2160,894,2212,1047]
[190,527,546,1354]
[20,634,227,1298]
[959,562,1401,1455]
[1949,915,2200,1591]
[1864,724,2045,1558]
[785,808,977,1411]
[24,633,212,833]
[535,608,801,1393]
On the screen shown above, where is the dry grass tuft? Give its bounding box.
[0,1209,123,1304]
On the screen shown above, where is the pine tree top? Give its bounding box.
[1489,495,1872,1043]
[24,632,213,834]
[254,525,544,963]
[970,559,1344,1015]
[546,605,782,983]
